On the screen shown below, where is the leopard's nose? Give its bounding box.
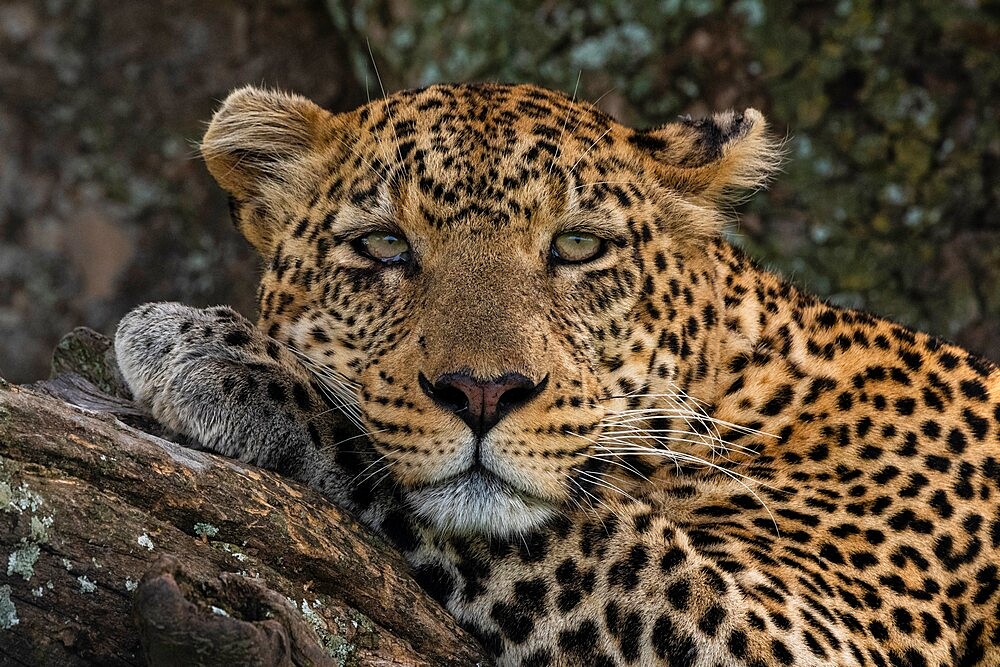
[419,371,547,438]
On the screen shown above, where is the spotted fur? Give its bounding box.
[116,83,1000,666]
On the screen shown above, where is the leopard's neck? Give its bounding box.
[699,238,998,474]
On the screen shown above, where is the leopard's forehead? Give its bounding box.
[356,82,619,151]
[332,83,641,229]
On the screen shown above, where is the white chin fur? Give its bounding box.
[407,471,555,538]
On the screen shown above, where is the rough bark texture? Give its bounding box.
[0,332,488,666]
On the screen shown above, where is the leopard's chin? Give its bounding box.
[406,469,556,538]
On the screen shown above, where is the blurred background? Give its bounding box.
[0,0,997,382]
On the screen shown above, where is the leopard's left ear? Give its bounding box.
[631,109,783,202]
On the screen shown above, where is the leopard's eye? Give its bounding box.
[354,231,411,264]
[551,231,604,264]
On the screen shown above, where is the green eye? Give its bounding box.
[551,231,604,264]
[355,231,411,264]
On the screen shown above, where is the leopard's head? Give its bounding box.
[201,83,780,536]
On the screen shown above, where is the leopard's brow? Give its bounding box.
[329,186,398,240]
[555,203,631,243]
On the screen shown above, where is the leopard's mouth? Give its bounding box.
[409,463,542,498]
[405,467,557,537]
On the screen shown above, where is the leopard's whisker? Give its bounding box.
[366,38,405,173]
[591,440,733,467]
[318,428,387,454]
[286,339,361,388]
[306,372,360,405]
[569,127,613,175]
[566,432,652,481]
[587,444,776,495]
[602,413,724,428]
[593,444,780,537]
[368,468,398,494]
[598,390,775,439]
[323,129,390,191]
[593,432,725,453]
[562,477,603,525]
[589,392,763,465]
[560,494,595,524]
[548,71,581,178]
[624,447,780,536]
[565,475,626,531]
[309,378,368,434]
[572,469,639,504]
[305,405,362,425]
[601,401,774,448]
[312,379,365,427]
[599,417,733,446]
[568,86,616,137]
[597,429,752,457]
[351,454,387,481]
[295,358,361,395]
[284,345,369,432]
[612,414,771,439]
[598,433,729,464]
[354,457,395,487]
[599,421,757,454]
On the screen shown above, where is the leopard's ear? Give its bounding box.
[631,109,783,203]
[201,86,333,255]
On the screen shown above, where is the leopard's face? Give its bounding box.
[201,83,779,536]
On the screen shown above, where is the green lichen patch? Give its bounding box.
[1,465,55,586]
[30,515,54,543]
[193,522,219,539]
[0,585,18,630]
[137,533,155,551]
[6,544,40,581]
[77,575,96,593]
[332,609,380,651]
[2,481,43,515]
[300,599,360,666]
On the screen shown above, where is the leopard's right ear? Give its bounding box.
[201,86,333,255]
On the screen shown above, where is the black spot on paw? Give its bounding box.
[267,381,287,403]
[292,382,311,411]
[224,329,252,346]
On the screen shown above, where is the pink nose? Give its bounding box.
[419,371,546,437]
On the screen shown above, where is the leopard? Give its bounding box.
[114,82,1000,666]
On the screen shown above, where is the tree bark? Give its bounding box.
[0,332,488,666]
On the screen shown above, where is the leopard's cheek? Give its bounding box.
[262,258,410,380]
